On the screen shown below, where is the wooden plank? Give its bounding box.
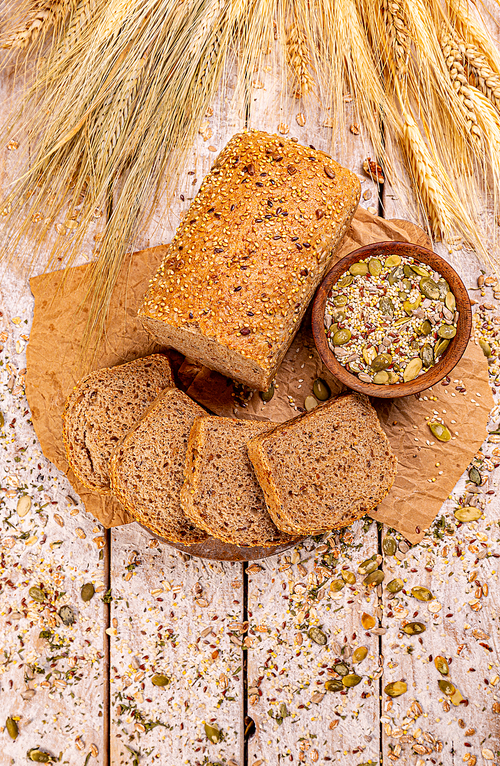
[110,523,245,766]
[0,56,109,763]
[0,275,109,764]
[109,63,247,765]
[246,62,382,766]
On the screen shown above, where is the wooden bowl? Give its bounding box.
[311,241,472,399]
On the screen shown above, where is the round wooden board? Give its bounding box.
[139,523,305,561]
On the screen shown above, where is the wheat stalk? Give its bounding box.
[0,0,73,50]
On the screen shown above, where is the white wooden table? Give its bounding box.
[1,32,500,766]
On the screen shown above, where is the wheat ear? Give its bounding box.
[462,43,500,114]
[286,23,315,99]
[439,24,482,147]
[0,0,73,50]
[381,0,410,77]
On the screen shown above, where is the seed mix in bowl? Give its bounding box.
[324,253,459,385]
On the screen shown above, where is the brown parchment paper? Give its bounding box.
[25,207,494,539]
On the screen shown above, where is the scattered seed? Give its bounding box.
[385,681,407,697]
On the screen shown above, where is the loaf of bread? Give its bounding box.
[109,388,208,544]
[247,393,397,535]
[139,129,360,391]
[181,416,295,547]
[62,354,174,494]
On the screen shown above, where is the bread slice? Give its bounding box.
[109,388,208,544]
[181,416,295,547]
[247,393,397,535]
[62,354,174,494]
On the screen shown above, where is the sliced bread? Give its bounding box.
[62,354,174,494]
[109,388,208,544]
[181,416,295,547]
[247,393,397,535]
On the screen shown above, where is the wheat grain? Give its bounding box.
[439,24,482,146]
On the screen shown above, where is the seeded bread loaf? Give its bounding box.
[62,354,174,494]
[247,393,397,535]
[139,129,360,391]
[109,388,208,544]
[181,416,295,547]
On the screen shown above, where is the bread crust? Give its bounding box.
[247,393,398,534]
[139,129,360,390]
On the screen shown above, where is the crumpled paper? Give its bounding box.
[25,207,494,539]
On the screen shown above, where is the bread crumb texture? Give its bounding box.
[109,388,208,544]
[139,129,360,389]
[247,393,398,535]
[62,354,173,494]
[181,415,295,547]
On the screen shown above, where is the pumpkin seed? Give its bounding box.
[384,681,407,697]
[468,466,481,485]
[358,555,378,575]
[373,371,389,384]
[361,612,376,630]
[349,262,369,276]
[337,274,353,288]
[411,264,430,277]
[58,605,76,626]
[438,679,456,696]
[364,569,385,586]
[368,258,382,276]
[333,295,347,307]
[29,586,45,602]
[17,495,31,517]
[304,395,318,412]
[260,383,275,402]
[333,329,351,345]
[420,344,434,368]
[388,265,404,285]
[386,578,404,594]
[437,278,449,300]
[403,357,422,382]
[308,627,327,645]
[420,277,440,300]
[454,506,482,522]
[352,646,368,664]
[428,422,451,442]
[27,750,55,763]
[434,337,450,358]
[313,378,331,401]
[479,339,492,358]
[204,723,222,743]
[419,319,432,336]
[402,621,426,635]
[410,586,434,601]
[81,583,95,602]
[434,656,449,676]
[383,537,397,556]
[445,291,456,311]
[438,324,457,339]
[342,674,362,688]
[385,254,401,268]
[371,353,392,371]
[378,296,394,315]
[333,662,350,677]
[340,570,356,584]
[6,717,18,740]
[450,688,465,706]
[151,674,170,687]
[324,678,344,692]
[330,579,345,593]
[403,264,413,278]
